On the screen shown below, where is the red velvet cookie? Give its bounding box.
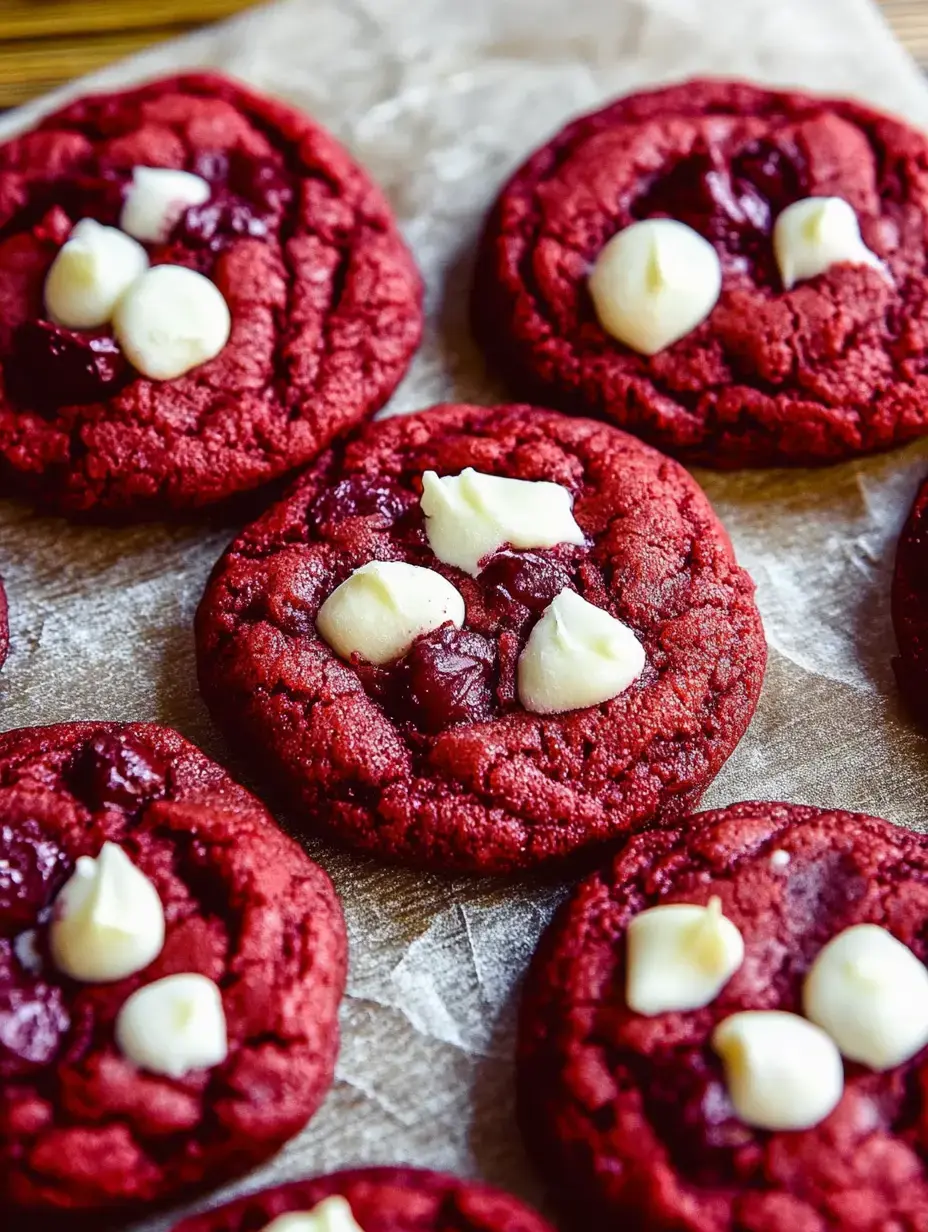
[0,72,422,517]
[171,1166,554,1232]
[892,474,928,720]
[195,402,765,874]
[518,801,928,1231]
[0,722,346,1213]
[473,78,928,467]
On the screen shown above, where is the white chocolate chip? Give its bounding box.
[420,468,585,577]
[112,264,231,380]
[588,218,722,356]
[316,560,465,666]
[517,587,645,715]
[773,197,887,290]
[115,973,228,1078]
[626,896,744,1016]
[769,849,791,870]
[44,219,149,330]
[712,1011,844,1131]
[120,166,211,243]
[803,924,928,1071]
[49,842,165,983]
[261,1197,366,1232]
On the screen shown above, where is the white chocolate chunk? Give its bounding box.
[316,560,465,666]
[773,197,886,290]
[712,1011,844,1131]
[112,264,231,380]
[44,218,149,330]
[803,924,928,1070]
[115,973,228,1078]
[420,468,585,577]
[49,842,165,983]
[626,896,744,1016]
[769,849,791,869]
[589,218,722,356]
[120,166,211,243]
[517,587,645,715]
[261,1197,366,1232]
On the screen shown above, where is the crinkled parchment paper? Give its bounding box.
[2,0,928,1226]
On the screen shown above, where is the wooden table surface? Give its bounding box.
[0,0,923,110]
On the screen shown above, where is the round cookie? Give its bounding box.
[0,721,346,1213]
[170,1166,554,1232]
[195,402,765,874]
[473,78,928,467]
[518,801,928,1232]
[892,473,928,720]
[0,72,422,517]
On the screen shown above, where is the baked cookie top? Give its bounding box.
[196,402,765,873]
[0,72,422,517]
[518,801,928,1231]
[0,722,346,1212]
[474,78,928,467]
[171,1165,554,1232]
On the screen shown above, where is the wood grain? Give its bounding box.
[0,1,922,110]
[0,2,255,108]
[880,0,928,64]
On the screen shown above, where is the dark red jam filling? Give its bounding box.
[4,150,290,259]
[354,626,496,734]
[633,1047,757,1185]
[169,149,292,256]
[0,938,70,1078]
[2,148,291,413]
[0,818,71,937]
[350,548,578,733]
[311,475,418,530]
[0,175,126,245]
[70,730,169,813]
[632,138,807,274]
[312,470,590,733]
[329,489,588,730]
[479,549,573,612]
[7,322,129,410]
[397,626,496,732]
[0,819,72,1076]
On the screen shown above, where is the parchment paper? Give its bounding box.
[2,1,928,1227]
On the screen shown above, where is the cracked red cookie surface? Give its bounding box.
[0,722,346,1213]
[892,474,928,722]
[0,72,422,517]
[195,402,765,874]
[473,78,928,467]
[171,1165,554,1232]
[518,802,928,1232]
